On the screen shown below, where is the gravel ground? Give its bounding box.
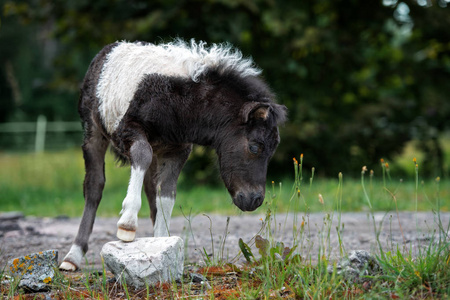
[1,211,449,271]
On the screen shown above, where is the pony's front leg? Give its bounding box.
[117,139,152,242]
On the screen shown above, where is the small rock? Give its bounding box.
[0,222,21,233]
[8,249,58,292]
[189,272,208,283]
[328,250,381,283]
[0,211,24,221]
[101,237,184,289]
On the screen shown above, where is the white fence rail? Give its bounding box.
[0,115,82,152]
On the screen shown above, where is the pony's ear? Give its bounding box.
[240,102,271,124]
[271,103,288,126]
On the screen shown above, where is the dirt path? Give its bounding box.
[1,211,449,271]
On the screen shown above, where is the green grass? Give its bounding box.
[240,162,450,299]
[0,149,240,217]
[0,148,449,217]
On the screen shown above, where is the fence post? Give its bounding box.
[35,115,47,153]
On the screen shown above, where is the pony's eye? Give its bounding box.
[249,144,260,154]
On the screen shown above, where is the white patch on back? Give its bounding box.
[96,40,262,134]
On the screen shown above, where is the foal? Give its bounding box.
[60,40,287,271]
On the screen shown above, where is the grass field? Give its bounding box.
[1,148,449,299]
[0,148,448,218]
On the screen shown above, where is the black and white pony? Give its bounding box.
[60,39,287,271]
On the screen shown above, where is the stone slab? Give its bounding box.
[101,237,184,289]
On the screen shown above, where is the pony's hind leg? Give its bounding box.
[147,144,192,237]
[143,158,158,226]
[60,131,108,271]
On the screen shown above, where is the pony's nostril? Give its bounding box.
[250,192,264,208]
[237,192,246,203]
[235,192,246,209]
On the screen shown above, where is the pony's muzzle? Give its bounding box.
[234,191,264,211]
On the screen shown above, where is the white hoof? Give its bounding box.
[61,244,83,271]
[59,261,78,271]
[117,227,136,242]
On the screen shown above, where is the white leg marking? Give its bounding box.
[117,166,146,241]
[60,244,83,271]
[153,196,175,237]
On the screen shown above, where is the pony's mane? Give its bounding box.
[159,39,262,82]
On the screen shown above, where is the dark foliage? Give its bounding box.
[1,0,449,178]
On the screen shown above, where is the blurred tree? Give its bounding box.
[1,0,449,179]
[1,0,78,122]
